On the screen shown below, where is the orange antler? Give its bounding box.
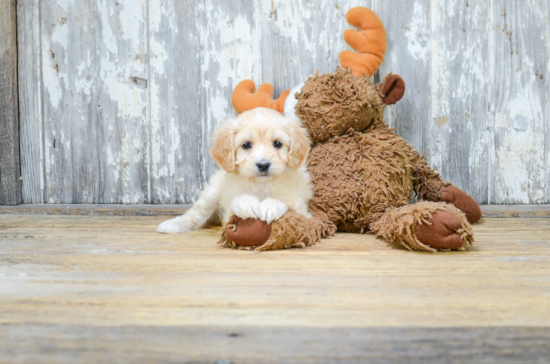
[339,7,387,77]
[231,80,290,114]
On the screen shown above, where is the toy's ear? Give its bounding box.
[232,80,290,114]
[210,122,236,173]
[382,74,406,105]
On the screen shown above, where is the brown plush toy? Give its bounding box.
[219,7,481,252]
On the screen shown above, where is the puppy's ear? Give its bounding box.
[210,122,236,173]
[286,122,311,170]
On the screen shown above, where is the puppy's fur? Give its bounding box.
[157,108,312,234]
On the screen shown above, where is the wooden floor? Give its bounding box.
[1,214,550,363]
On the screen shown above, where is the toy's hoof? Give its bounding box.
[415,209,466,250]
[439,186,482,223]
[225,215,272,247]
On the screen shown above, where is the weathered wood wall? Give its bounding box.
[0,0,21,205]
[17,0,550,204]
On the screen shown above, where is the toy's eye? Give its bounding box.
[242,142,252,150]
[273,141,283,149]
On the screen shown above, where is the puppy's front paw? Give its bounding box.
[259,198,288,224]
[157,217,190,234]
[231,194,261,220]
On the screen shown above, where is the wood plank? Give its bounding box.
[0,0,21,205]
[548,0,550,205]
[0,215,549,328]
[40,0,94,203]
[490,0,549,203]
[94,0,149,204]
[1,325,548,363]
[427,0,491,204]
[481,204,550,218]
[0,203,190,216]
[148,0,204,204]
[40,0,148,203]
[17,0,44,203]
[375,0,430,138]
[0,214,549,361]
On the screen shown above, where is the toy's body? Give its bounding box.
[306,101,477,252]
[219,7,481,252]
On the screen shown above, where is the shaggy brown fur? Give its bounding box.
[297,68,476,251]
[218,211,334,252]
[371,201,474,252]
[223,68,479,252]
[295,67,386,144]
[307,123,447,234]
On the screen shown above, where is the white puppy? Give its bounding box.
[157,107,312,234]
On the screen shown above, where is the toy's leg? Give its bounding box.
[415,174,481,224]
[437,185,482,223]
[413,157,481,223]
[218,211,335,252]
[371,201,474,252]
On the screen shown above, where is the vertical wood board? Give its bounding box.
[0,0,21,205]
[489,0,549,204]
[427,0,491,203]
[17,0,44,204]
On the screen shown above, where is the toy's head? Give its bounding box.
[230,7,405,144]
[294,68,404,143]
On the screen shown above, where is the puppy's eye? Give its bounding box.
[242,142,252,150]
[273,141,283,149]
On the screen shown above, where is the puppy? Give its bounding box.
[157,107,312,234]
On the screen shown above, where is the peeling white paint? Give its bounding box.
[99,36,146,120]
[406,2,429,61]
[21,0,550,204]
[42,23,70,109]
[56,0,74,12]
[98,2,119,55]
[119,0,145,50]
[51,22,69,49]
[74,59,93,96]
[493,92,546,203]
[42,56,63,109]
[271,1,314,54]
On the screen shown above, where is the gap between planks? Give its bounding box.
[0,204,549,218]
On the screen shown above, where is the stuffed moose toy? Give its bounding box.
[218,7,481,252]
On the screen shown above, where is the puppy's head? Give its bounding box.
[210,108,310,182]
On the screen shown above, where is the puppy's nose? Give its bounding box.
[256,161,271,173]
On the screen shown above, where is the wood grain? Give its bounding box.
[428,0,491,204]
[0,214,549,361]
[1,325,549,363]
[0,203,190,216]
[16,0,550,204]
[489,0,549,204]
[376,0,429,141]
[148,0,204,204]
[17,0,44,204]
[38,0,149,204]
[93,0,149,204]
[0,0,21,205]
